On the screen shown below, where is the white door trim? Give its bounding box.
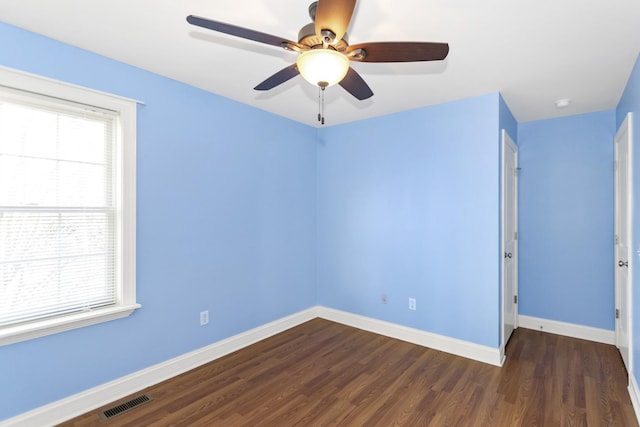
[615,112,634,374]
[500,129,518,363]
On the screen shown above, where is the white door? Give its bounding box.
[615,113,633,373]
[502,130,518,355]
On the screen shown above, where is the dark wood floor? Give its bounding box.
[61,318,637,426]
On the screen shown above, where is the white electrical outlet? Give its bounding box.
[200,310,209,326]
[409,298,416,311]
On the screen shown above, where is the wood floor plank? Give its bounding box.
[59,319,638,426]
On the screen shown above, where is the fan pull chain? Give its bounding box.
[321,87,325,125]
[318,86,322,123]
[318,81,328,126]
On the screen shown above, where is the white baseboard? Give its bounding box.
[518,315,615,345]
[6,311,625,427]
[1,307,319,427]
[629,374,640,425]
[3,306,508,426]
[316,307,503,367]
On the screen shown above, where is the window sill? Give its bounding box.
[0,303,141,346]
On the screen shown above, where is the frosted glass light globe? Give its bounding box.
[296,49,350,87]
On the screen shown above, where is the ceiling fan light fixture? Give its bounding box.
[296,49,350,88]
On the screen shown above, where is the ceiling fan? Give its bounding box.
[187,0,449,122]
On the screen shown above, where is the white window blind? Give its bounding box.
[0,89,119,327]
[0,67,138,346]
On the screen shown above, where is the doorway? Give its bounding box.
[615,112,633,373]
[501,130,518,362]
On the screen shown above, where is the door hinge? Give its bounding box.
[615,234,619,245]
[616,308,620,319]
[514,295,518,304]
[615,160,619,172]
[514,231,518,241]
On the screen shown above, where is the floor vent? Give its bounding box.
[100,394,152,420]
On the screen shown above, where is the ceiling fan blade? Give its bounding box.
[187,15,303,51]
[314,0,356,44]
[339,67,373,100]
[347,42,449,63]
[254,64,300,91]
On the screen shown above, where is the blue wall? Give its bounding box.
[617,53,640,391]
[316,93,503,348]
[518,110,616,329]
[0,22,317,420]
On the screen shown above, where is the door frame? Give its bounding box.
[500,129,518,363]
[615,112,634,373]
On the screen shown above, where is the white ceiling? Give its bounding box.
[2,0,640,127]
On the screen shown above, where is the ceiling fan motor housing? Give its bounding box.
[308,2,318,21]
[298,22,349,50]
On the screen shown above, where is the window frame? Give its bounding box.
[0,66,139,346]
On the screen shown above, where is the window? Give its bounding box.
[0,67,138,345]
